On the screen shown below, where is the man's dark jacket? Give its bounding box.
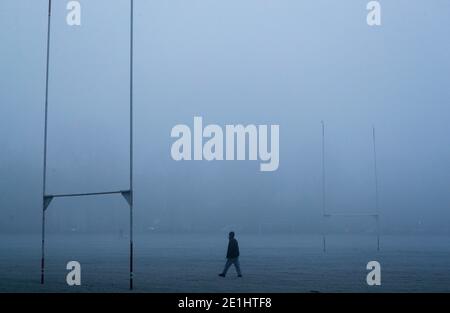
[226,238,240,259]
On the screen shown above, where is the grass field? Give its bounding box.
[1,233,449,292]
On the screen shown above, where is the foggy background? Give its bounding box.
[1,0,449,235]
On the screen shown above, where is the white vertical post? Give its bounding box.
[41,0,52,285]
[321,121,326,252]
[129,0,134,290]
[372,126,380,251]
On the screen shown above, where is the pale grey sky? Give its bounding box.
[1,0,449,234]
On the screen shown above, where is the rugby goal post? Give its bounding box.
[40,0,135,290]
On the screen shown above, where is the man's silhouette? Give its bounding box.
[219,231,242,277]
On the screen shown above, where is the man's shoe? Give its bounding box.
[218,273,225,277]
[238,274,243,277]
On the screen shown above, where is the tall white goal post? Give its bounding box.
[321,121,381,252]
[40,0,135,290]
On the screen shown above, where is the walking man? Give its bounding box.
[219,231,242,277]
